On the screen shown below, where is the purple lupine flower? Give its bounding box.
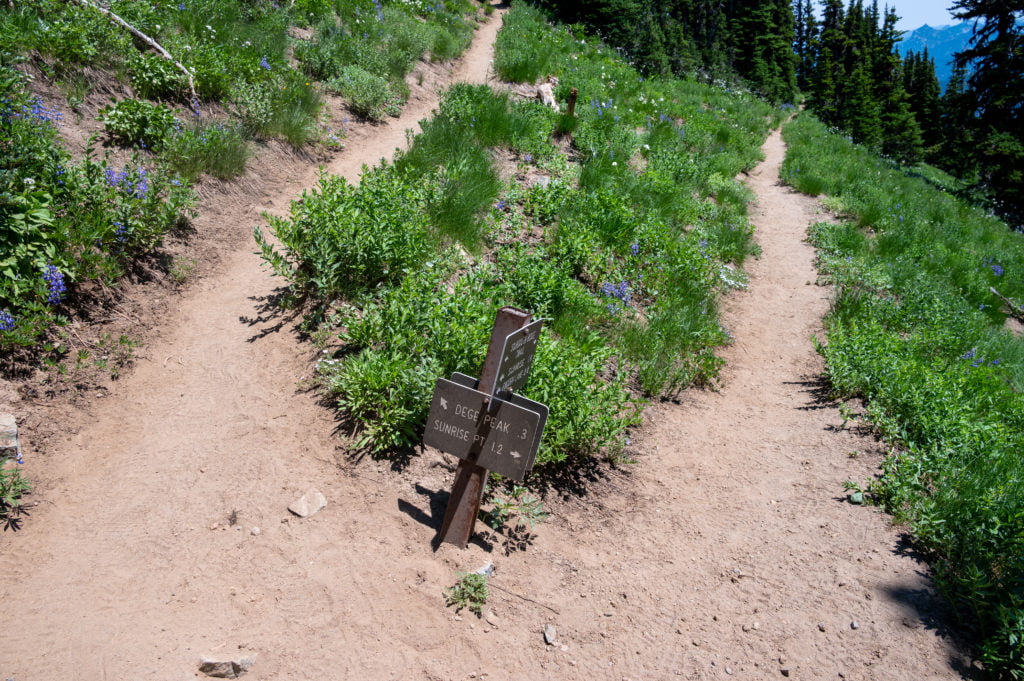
[991,263,1004,276]
[134,168,149,198]
[524,153,533,163]
[630,242,640,255]
[0,309,14,332]
[495,199,507,211]
[113,221,128,243]
[961,349,976,360]
[373,0,384,21]
[43,264,66,304]
[260,56,271,71]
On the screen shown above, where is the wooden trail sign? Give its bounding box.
[450,371,548,475]
[494,319,543,397]
[433,307,547,548]
[424,373,547,480]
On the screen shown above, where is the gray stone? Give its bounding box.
[198,656,254,678]
[544,624,557,645]
[1,413,20,459]
[850,620,860,630]
[250,527,261,536]
[288,489,327,518]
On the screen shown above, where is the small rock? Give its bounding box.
[850,620,860,630]
[288,489,327,518]
[475,562,495,577]
[198,656,254,678]
[560,644,568,652]
[544,624,557,645]
[250,527,261,536]
[210,523,220,531]
[485,612,498,627]
[742,624,750,632]
[725,667,733,675]
[818,622,826,632]
[781,668,791,677]
[0,413,20,460]
[752,622,760,630]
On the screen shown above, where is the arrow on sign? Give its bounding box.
[440,397,448,410]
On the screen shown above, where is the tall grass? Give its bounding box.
[784,112,1024,677]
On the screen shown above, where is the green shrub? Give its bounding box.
[99,98,178,150]
[127,54,186,101]
[1,64,195,352]
[326,66,395,121]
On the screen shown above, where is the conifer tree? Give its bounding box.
[903,49,942,153]
[950,0,1024,220]
[793,0,819,90]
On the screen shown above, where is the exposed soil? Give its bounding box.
[0,8,975,681]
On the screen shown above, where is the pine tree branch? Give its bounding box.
[68,0,198,103]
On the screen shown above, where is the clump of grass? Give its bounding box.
[164,120,250,181]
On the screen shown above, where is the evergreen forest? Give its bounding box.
[537,0,1024,225]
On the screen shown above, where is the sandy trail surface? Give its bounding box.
[0,11,968,681]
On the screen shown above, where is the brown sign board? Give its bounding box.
[451,372,548,471]
[424,377,545,481]
[494,319,543,396]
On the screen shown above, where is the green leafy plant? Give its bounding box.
[127,53,186,101]
[326,66,397,121]
[444,572,488,616]
[99,98,177,150]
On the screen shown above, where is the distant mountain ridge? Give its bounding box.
[896,22,973,90]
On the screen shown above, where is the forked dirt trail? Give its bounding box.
[1,12,969,681]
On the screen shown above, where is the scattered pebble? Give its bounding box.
[544,624,557,645]
[198,656,254,679]
[818,622,826,632]
[781,668,791,677]
[288,489,327,518]
[250,527,261,536]
[851,620,860,630]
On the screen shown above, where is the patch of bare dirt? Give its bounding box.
[0,9,974,681]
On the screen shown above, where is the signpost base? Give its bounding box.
[435,306,532,549]
[436,460,488,549]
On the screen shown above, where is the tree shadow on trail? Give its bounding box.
[240,288,303,342]
[882,534,987,680]
[785,375,836,410]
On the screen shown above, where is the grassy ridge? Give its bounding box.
[783,113,1024,677]
[259,2,782,472]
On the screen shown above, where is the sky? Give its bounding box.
[887,0,961,31]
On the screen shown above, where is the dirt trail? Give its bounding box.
[0,13,969,681]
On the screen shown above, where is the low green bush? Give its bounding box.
[326,65,396,121]
[1,64,195,353]
[99,98,178,151]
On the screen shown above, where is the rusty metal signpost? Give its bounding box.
[426,307,548,548]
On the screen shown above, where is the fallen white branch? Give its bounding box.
[68,0,198,103]
[991,287,1024,322]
